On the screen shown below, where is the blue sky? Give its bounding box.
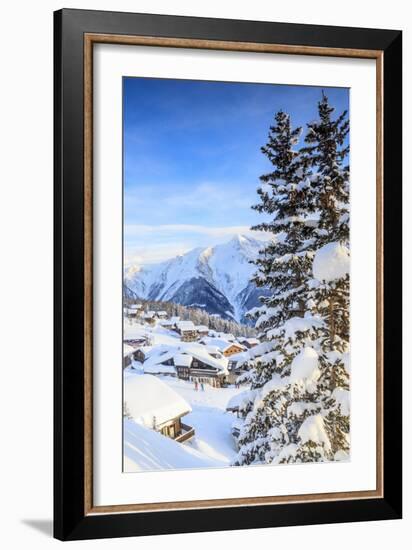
[124,77,349,265]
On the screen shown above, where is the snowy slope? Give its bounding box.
[125,234,269,323]
[123,418,224,471]
[123,373,245,472]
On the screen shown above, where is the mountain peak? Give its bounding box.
[231,233,249,243]
[125,234,265,323]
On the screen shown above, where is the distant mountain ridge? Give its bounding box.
[125,234,270,324]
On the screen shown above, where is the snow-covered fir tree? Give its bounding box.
[301,93,351,460]
[238,110,318,393]
[251,110,317,332]
[303,92,350,345]
[233,96,351,467]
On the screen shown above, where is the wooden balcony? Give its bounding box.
[175,422,195,443]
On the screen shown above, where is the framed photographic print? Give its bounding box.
[54,8,402,541]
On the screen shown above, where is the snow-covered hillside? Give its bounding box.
[125,234,269,323]
[123,373,244,472]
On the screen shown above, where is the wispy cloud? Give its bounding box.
[124,181,255,218]
[125,224,257,238]
[125,243,191,266]
[124,224,267,265]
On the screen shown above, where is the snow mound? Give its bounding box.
[289,347,320,392]
[226,389,257,411]
[124,374,191,428]
[123,418,222,472]
[312,242,350,282]
[298,414,331,451]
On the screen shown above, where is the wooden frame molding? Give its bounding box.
[83,32,384,516]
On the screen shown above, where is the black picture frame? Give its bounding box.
[54,8,402,541]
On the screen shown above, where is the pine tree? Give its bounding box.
[239,110,318,391]
[302,93,351,460]
[303,92,350,345]
[234,96,351,467]
[234,110,323,465]
[234,320,326,466]
[251,110,317,335]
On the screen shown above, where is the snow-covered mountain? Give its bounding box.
[125,234,270,324]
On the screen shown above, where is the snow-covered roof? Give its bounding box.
[215,332,235,341]
[143,364,176,375]
[246,338,259,345]
[124,374,191,428]
[183,344,229,373]
[143,348,176,369]
[143,312,155,319]
[134,345,153,356]
[123,344,135,357]
[225,343,246,351]
[200,337,224,349]
[177,321,196,331]
[156,310,168,316]
[127,338,229,374]
[200,337,244,353]
[205,345,223,355]
[195,325,209,332]
[173,354,193,367]
[130,304,142,309]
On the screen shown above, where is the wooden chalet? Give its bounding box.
[154,310,168,320]
[195,325,209,337]
[170,316,180,329]
[124,375,195,443]
[177,321,198,342]
[243,338,260,349]
[124,337,150,350]
[189,357,226,388]
[174,347,229,388]
[123,343,135,369]
[222,343,246,357]
[142,312,156,326]
[173,353,193,380]
[133,346,153,363]
[227,352,248,384]
[199,336,246,358]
